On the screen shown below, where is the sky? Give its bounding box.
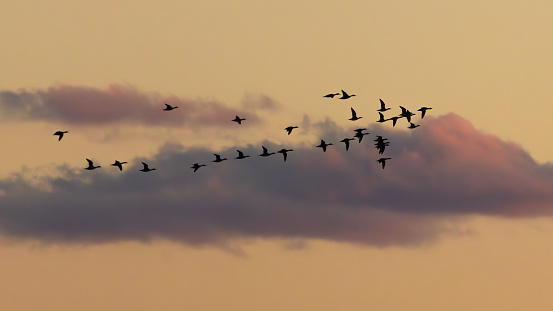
[2,0,553,310]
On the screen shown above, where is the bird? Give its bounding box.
[285,126,299,135]
[232,116,246,124]
[323,93,340,98]
[418,107,433,119]
[259,146,276,157]
[276,148,293,161]
[377,112,387,123]
[408,122,420,129]
[374,136,390,154]
[140,162,156,172]
[377,157,392,169]
[340,138,355,151]
[53,131,68,141]
[316,140,333,152]
[111,160,128,171]
[339,89,356,100]
[191,163,206,172]
[163,103,178,111]
[84,158,101,170]
[348,107,362,121]
[399,106,416,122]
[386,116,401,127]
[212,154,227,162]
[235,150,250,159]
[353,128,369,143]
[377,99,390,112]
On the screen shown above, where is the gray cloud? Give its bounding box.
[0,85,274,127]
[0,114,552,247]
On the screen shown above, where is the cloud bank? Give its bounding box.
[0,114,552,247]
[0,85,275,127]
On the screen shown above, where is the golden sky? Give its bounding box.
[2,1,553,310]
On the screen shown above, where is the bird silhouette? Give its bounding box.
[407,122,420,129]
[418,107,432,119]
[353,128,369,143]
[348,107,362,121]
[377,112,387,123]
[163,103,178,111]
[316,140,333,152]
[386,116,401,127]
[339,90,356,100]
[232,116,246,124]
[377,157,391,169]
[140,162,156,172]
[84,158,101,170]
[340,138,355,151]
[276,148,294,161]
[111,160,128,171]
[212,154,227,162]
[399,106,416,122]
[191,163,206,172]
[285,126,299,135]
[323,93,340,98]
[259,146,276,157]
[53,131,68,141]
[235,150,250,159]
[377,99,390,112]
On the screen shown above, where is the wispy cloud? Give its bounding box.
[0,84,275,127]
[0,114,551,247]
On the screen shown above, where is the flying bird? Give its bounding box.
[232,116,246,124]
[386,116,401,127]
[276,148,294,162]
[235,150,250,159]
[84,158,101,170]
[259,146,276,157]
[377,112,387,123]
[408,122,420,129]
[285,126,299,135]
[339,89,356,100]
[340,138,355,151]
[212,154,227,162]
[323,93,340,98]
[418,107,433,119]
[163,103,178,111]
[53,131,68,141]
[353,128,369,143]
[348,107,362,121]
[140,162,156,172]
[191,163,206,172]
[377,157,392,169]
[377,99,390,112]
[399,106,416,122]
[111,160,128,171]
[316,140,333,152]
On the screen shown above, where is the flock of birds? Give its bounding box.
[53,90,432,172]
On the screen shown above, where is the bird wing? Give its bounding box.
[380,99,386,109]
[142,162,149,169]
[350,107,357,118]
[86,158,93,166]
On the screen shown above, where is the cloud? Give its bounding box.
[0,84,274,127]
[0,113,552,247]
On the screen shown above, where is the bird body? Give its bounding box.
[276,149,293,161]
[418,107,432,119]
[259,146,276,157]
[84,158,101,170]
[163,103,178,111]
[213,154,227,162]
[399,106,416,122]
[191,163,206,172]
[285,126,299,135]
[377,157,392,169]
[377,112,387,123]
[235,150,250,159]
[408,122,420,129]
[377,99,390,112]
[348,107,362,121]
[340,138,355,151]
[386,116,401,127]
[232,116,246,124]
[339,90,356,100]
[316,140,333,152]
[53,131,68,141]
[111,160,128,171]
[140,162,156,172]
[323,93,340,98]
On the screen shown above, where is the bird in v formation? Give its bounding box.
[66,95,431,172]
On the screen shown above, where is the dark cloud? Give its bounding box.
[0,85,274,127]
[0,114,552,247]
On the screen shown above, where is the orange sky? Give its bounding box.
[2,1,553,310]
